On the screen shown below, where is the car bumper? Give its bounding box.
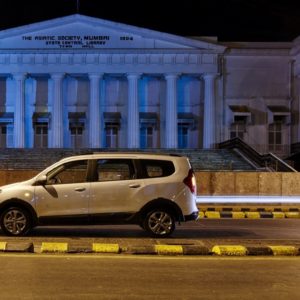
[184,211,199,221]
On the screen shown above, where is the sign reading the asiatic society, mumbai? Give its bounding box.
[20,34,135,49]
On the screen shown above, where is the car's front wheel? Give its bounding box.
[0,207,32,236]
[143,209,175,237]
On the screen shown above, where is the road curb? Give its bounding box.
[0,242,299,256]
[126,245,211,255]
[211,245,300,256]
[268,245,299,256]
[212,245,248,256]
[41,242,68,253]
[0,242,34,253]
[0,242,6,251]
[92,243,120,253]
[199,210,300,219]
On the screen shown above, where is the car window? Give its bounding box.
[47,160,88,184]
[96,159,134,182]
[140,159,175,178]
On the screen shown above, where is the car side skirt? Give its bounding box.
[38,212,138,226]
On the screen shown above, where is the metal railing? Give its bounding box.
[219,138,296,172]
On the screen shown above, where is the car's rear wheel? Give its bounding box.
[0,207,32,236]
[143,209,175,237]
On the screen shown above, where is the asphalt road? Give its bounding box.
[0,219,299,250]
[0,220,299,300]
[0,254,299,300]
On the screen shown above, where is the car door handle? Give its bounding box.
[75,187,86,192]
[129,184,141,188]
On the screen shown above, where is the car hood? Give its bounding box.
[0,179,34,190]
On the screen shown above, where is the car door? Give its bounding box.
[34,159,90,224]
[89,158,144,223]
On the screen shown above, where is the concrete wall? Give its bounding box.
[1,170,300,196]
[0,170,39,186]
[195,172,300,196]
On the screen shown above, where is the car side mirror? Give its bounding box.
[35,175,47,186]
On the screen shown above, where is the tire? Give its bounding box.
[143,209,175,238]
[0,206,32,236]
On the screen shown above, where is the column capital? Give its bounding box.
[51,73,65,80]
[164,73,180,80]
[202,73,218,80]
[12,73,27,80]
[126,73,142,80]
[88,73,104,80]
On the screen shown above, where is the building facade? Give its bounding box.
[0,14,299,157]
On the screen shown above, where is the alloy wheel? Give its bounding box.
[146,210,174,236]
[3,209,28,235]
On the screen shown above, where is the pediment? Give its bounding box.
[0,14,225,52]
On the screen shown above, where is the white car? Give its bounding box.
[0,153,198,237]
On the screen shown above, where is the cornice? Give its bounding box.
[0,52,219,66]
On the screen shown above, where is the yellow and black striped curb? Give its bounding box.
[0,242,299,256]
[198,208,300,219]
[0,241,34,252]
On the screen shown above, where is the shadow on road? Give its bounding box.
[17,223,259,239]
[5,219,296,239]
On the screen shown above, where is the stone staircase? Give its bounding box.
[0,148,256,171]
[186,149,255,171]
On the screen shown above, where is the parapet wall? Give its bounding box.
[0,170,39,186]
[196,172,300,196]
[1,170,300,196]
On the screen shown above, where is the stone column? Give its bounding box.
[13,73,26,148]
[165,74,178,148]
[203,74,217,149]
[127,73,140,148]
[89,73,103,148]
[51,73,64,148]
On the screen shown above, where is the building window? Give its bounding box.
[0,113,14,148]
[68,112,86,148]
[269,116,284,152]
[105,122,119,148]
[177,113,196,149]
[33,112,50,149]
[103,112,121,148]
[178,123,189,148]
[70,125,84,148]
[230,116,246,140]
[0,125,6,148]
[34,123,48,148]
[140,126,153,148]
[139,112,158,149]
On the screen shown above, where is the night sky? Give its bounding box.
[1,0,300,42]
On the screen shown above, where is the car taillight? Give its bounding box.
[183,169,197,194]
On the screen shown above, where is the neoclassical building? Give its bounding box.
[0,14,299,157]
